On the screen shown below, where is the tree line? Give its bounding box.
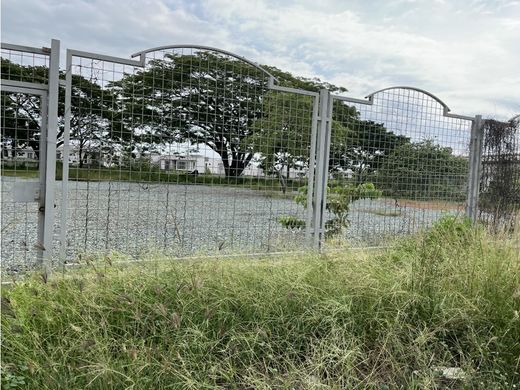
[1,53,468,200]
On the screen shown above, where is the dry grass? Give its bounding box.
[1,217,519,389]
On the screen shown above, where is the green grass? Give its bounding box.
[1,169,39,178]
[1,166,305,193]
[1,217,519,389]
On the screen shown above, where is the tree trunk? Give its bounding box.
[79,142,84,168]
[220,149,252,178]
[28,139,40,160]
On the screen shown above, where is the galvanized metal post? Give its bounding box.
[312,89,332,249]
[305,95,319,244]
[37,95,48,262]
[40,38,60,275]
[466,114,483,223]
[319,92,333,242]
[59,50,73,262]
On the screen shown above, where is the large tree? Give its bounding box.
[1,58,122,166]
[111,52,272,177]
[376,140,468,200]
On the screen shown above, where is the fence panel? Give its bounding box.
[326,87,474,247]
[60,46,317,263]
[1,44,58,276]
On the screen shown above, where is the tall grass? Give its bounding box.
[1,217,519,389]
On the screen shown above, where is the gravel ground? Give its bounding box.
[1,177,458,274]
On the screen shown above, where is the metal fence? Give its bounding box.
[322,88,475,247]
[59,46,317,264]
[1,38,516,277]
[1,41,59,276]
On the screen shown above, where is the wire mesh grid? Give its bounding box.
[479,115,520,230]
[2,42,490,274]
[327,88,473,247]
[62,48,315,264]
[0,48,50,83]
[1,48,50,274]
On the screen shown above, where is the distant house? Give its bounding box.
[3,143,310,179]
[1,145,39,168]
[55,145,97,166]
[149,153,309,178]
[1,145,38,160]
[151,153,225,175]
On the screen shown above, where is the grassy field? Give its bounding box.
[0,169,39,178]
[1,167,306,193]
[1,217,519,389]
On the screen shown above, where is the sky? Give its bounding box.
[1,0,519,120]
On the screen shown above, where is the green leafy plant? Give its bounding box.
[279,182,382,238]
[277,215,306,230]
[1,364,28,389]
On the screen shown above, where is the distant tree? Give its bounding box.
[0,58,122,167]
[245,92,315,184]
[330,102,409,183]
[377,140,468,200]
[1,60,49,159]
[247,66,405,183]
[110,52,272,177]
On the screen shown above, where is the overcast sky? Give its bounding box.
[2,0,519,119]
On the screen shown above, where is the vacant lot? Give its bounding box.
[2,178,460,273]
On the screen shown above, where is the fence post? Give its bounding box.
[59,50,73,263]
[466,114,483,223]
[305,95,319,244]
[40,38,60,277]
[312,89,332,249]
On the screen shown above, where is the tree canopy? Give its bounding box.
[376,140,468,200]
[1,52,469,201]
[1,58,122,166]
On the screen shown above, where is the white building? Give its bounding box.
[151,153,226,175]
[4,143,310,179]
[55,145,98,166]
[1,145,38,161]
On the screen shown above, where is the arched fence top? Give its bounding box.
[365,86,451,113]
[333,85,475,121]
[131,44,278,82]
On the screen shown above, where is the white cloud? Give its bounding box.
[1,0,519,119]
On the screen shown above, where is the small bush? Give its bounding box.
[277,215,306,230]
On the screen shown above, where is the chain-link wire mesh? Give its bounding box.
[479,115,520,230]
[61,48,315,264]
[327,88,473,247]
[1,47,50,275]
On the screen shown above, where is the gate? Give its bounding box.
[1,40,59,276]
